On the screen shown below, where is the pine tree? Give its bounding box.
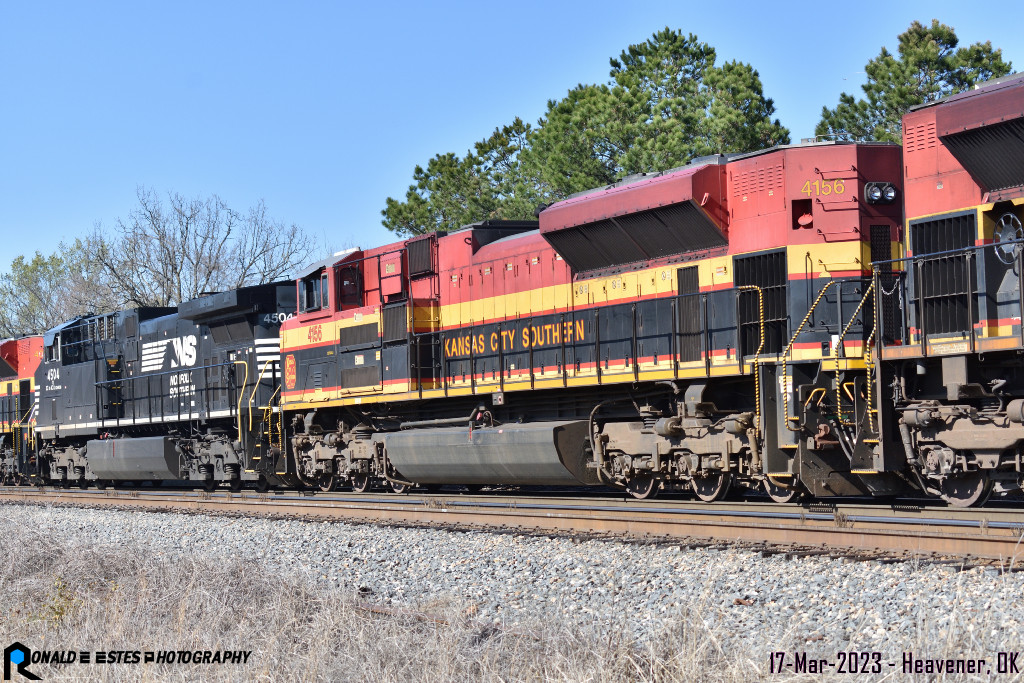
[816,20,1012,142]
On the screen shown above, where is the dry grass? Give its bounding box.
[1,520,1022,682]
[0,526,758,682]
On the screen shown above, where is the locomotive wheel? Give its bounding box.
[203,477,218,493]
[254,477,271,493]
[940,472,993,508]
[350,473,371,493]
[229,478,242,492]
[625,473,658,500]
[317,475,336,493]
[388,480,411,494]
[763,476,803,503]
[692,472,731,502]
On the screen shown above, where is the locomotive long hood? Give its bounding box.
[933,73,1024,200]
[178,280,294,322]
[538,161,728,273]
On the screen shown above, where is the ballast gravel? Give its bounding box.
[3,502,1024,659]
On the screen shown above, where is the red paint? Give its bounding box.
[0,336,43,380]
[540,164,727,235]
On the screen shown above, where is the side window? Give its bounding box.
[321,272,329,309]
[301,270,325,312]
[45,339,61,362]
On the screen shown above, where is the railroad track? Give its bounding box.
[2,486,1023,566]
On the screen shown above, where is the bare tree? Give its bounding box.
[101,187,316,307]
[231,199,315,287]
[0,189,316,337]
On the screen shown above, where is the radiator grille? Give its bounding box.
[339,323,378,348]
[341,366,379,388]
[407,236,435,276]
[382,303,408,343]
[870,225,899,344]
[910,212,977,336]
[734,251,787,356]
[676,266,702,362]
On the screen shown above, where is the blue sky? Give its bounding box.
[1,1,1021,270]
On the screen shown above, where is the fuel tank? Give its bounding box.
[382,420,598,486]
[86,436,181,480]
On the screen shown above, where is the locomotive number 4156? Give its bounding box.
[800,179,846,197]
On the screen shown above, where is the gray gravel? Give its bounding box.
[4,502,1024,658]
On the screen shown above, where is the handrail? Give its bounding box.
[93,359,244,434]
[12,403,35,453]
[872,236,1024,268]
[779,280,838,431]
[233,361,249,444]
[248,359,274,430]
[863,327,877,433]
[94,360,236,386]
[833,280,875,426]
[735,286,765,439]
[268,385,284,451]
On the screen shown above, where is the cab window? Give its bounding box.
[300,269,328,312]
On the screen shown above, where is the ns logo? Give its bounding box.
[170,335,198,368]
[141,334,198,373]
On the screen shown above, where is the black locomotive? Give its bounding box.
[33,283,296,489]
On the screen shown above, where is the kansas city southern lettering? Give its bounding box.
[444,320,586,359]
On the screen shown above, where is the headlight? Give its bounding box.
[864,182,897,204]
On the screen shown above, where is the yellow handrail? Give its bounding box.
[833,280,875,425]
[779,281,838,431]
[248,359,274,428]
[13,402,35,453]
[864,327,877,432]
[260,384,284,452]
[736,285,765,439]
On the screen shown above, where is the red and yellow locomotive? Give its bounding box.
[280,139,904,501]
[0,336,43,484]
[872,73,1024,505]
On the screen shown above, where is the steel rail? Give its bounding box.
[1,487,1022,562]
